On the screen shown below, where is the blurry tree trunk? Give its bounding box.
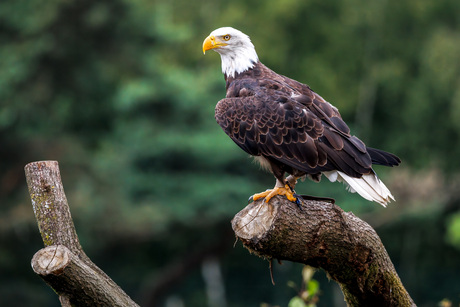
[25,161,139,307]
[232,197,416,307]
[139,240,230,306]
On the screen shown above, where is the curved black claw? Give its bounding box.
[284,181,303,209]
[248,195,254,203]
[293,193,303,210]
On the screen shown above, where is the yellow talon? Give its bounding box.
[252,184,297,203]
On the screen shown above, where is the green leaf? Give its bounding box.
[288,296,306,307]
[307,280,320,297]
[446,212,460,249]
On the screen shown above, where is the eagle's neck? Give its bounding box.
[219,44,259,78]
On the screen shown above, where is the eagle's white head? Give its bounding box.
[203,27,259,78]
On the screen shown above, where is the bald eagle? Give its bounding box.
[203,27,400,206]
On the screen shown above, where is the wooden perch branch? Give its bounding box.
[232,196,416,307]
[31,245,138,306]
[25,161,139,307]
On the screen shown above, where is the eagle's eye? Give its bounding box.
[223,34,231,41]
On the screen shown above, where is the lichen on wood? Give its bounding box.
[25,161,83,253]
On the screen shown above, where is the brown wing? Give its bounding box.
[215,89,373,178]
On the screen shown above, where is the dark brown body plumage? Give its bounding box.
[215,62,400,184]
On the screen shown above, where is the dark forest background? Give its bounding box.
[1,0,460,306]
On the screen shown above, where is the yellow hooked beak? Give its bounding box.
[202,35,227,54]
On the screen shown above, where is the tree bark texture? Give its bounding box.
[232,196,416,307]
[25,161,84,255]
[25,161,139,307]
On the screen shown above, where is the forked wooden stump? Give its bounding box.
[25,161,139,307]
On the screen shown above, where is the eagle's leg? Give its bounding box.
[285,175,298,190]
[252,179,297,203]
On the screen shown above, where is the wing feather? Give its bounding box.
[215,70,399,179]
[215,91,373,177]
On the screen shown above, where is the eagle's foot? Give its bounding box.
[251,184,297,203]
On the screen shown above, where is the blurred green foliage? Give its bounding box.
[1,0,460,306]
[288,266,320,307]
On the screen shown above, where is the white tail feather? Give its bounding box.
[323,171,394,207]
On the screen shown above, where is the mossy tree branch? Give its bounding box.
[25,161,139,307]
[232,196,416,307]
